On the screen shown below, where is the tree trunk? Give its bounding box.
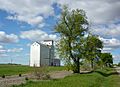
[91,60,94,70]
[73,58,80,73]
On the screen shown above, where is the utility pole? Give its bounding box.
[11,58,12,64]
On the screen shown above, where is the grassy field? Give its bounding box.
[0,64,65,76]
[0,64,120,87]
[15,68,120,87]
[0,64,32,76]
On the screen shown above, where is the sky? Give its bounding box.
[0,0,120,65]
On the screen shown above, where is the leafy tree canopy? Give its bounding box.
[55,6,89,73]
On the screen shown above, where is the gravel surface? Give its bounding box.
[0,74,32,87]
[115,67,120,75]
[49,70,73,79]
[0,71,73,87]
[0,70,96,87]
[0,70,94,87]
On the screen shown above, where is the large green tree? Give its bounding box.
[84,34,103,69]
[55,6,89,73]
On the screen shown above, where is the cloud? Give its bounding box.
[0,46,23,57]
[0,46,23,53]
[20,29,57,41]
[0,45,6,53]
[0,45,3,49]
[56,0,120,24]
[7,15,43,25]
[113,54,120,63]
[102,48,113,53]
[0,45,7,57]
[100,37,120,48]
[26,43,31,47]
[0,0,120,25]
[2,0,120,25]
[38,23,46,28]
[0,0,55,25]
[91,24,120,39]
[0,49,6,53]
[0,54,8,57]
[0,31,19,43]
[7,48,23,53]
[99,37,120,53]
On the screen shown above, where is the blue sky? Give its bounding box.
[0,0,120,65]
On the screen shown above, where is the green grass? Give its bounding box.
[0,64,119,87]
[15,68,120,87]
[0,64,33,76]
[0,64,65,76]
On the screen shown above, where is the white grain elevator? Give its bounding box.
[30,40,54,67]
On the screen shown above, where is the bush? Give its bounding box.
[2,74,5,78]
[25,77,29,81]
[33,66,49,80]
[19,74,22,77]
[42,74,51,80]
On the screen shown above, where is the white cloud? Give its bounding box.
[2,0,120,25]
[0,46,23,54]
[0,0,55,25]
[7,48,23,53]
[0,45,7,57]
[20,29,57,41]
[25,53,30,56]
[56,0,120,24]
[102,48,113,53]
[0,0,120,25]
[7,15,43,25]
[0,49,6,53]
[99,37,120,53]
[38,23,46,28]
[26,43,31,47]
[113,54,120,64]
[0,47,23,57]
[100,37,120,48]
[0,45,3,49]
[0,31,19,43]
[0,45,6,53]
[0,54,8,57]
[91,24,120,39]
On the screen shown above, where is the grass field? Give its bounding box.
[0,64,65,76]
[0,64,32,76]
[15,68,120,87]
[0,64,120,87]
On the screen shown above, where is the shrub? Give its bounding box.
[19,74,22,77]
[33,66,49,80]
[25,77,29,81]
[2,74,5,78]
[43,74,51,80]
